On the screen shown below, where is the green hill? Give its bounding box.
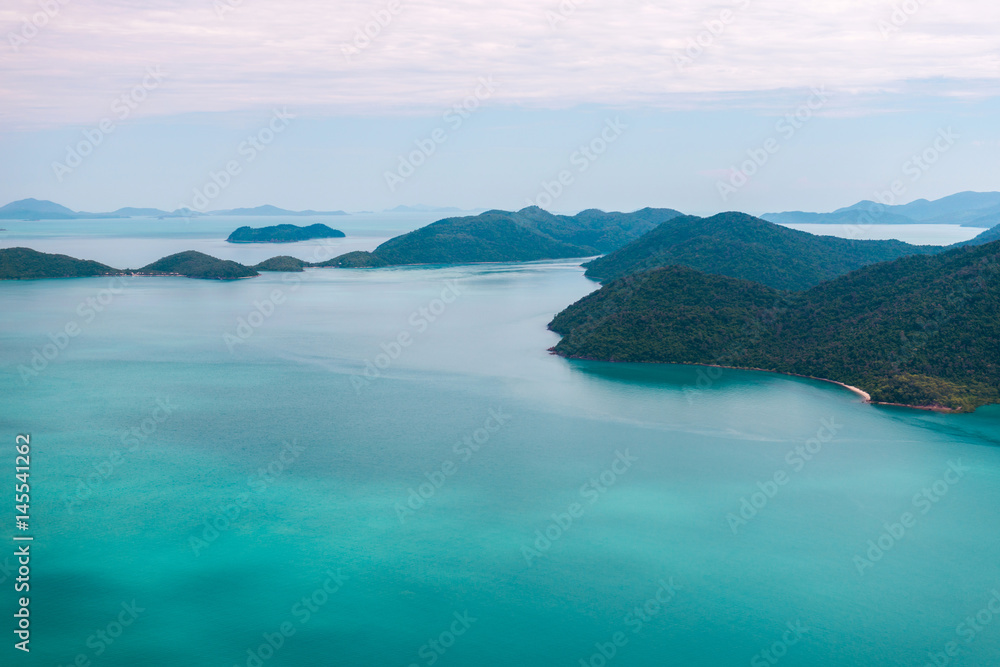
[961,224,1000,247]
[582,212,937,290]
[138,251,258,280]
[551,241,1000,411]
[312,251,389,268]
[254,256,309,272]
[227,223,345,243]
[0,247,123,280]
[323,207,683,267]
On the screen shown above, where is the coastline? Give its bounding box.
[550,350,972,413]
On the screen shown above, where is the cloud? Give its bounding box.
[2,0,999,128]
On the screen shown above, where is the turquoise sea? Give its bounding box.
[1,218,999,666]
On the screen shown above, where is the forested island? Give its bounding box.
[550,240,1000,412]
[319,206,683,267]
[0,247,122,280]
[227,223,346,243]
[136,251,260,279]
[0,248,260,280]
[6,204,1000,411]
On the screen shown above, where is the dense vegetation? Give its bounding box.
[323,207,682,267]
[253,256,308,272]
[551,241,1000,411]
[961,224,1000,247]
[227,223,345,243]
[312,251,389,268]
[138,251,259,279]
[0,247,123,279]
[583,212,937,290]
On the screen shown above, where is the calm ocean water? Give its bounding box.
[1,218,999,665]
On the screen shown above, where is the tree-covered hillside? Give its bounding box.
[323,207,683,267]
[227,223,345,243]
[551,241,1000,411]
[583,212,937,290]
[0,247,123,280]
[138,251,259,280]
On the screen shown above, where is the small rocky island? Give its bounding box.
[227,223,345,243]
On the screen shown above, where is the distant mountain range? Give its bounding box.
[0,199,347,220]
[383,205,485,214]
[763,191,1000,228]
[211,205,347,217]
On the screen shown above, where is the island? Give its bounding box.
[227,223,346,244]
[0,247,122,280]
[549,240,1000,412]
[320,206,683,267]
[253,256,309,272]
[135,251,260,279]
[0,248,263,281]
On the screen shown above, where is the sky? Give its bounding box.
[1,0,998,215]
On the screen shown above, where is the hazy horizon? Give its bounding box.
[3,1,998,214]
